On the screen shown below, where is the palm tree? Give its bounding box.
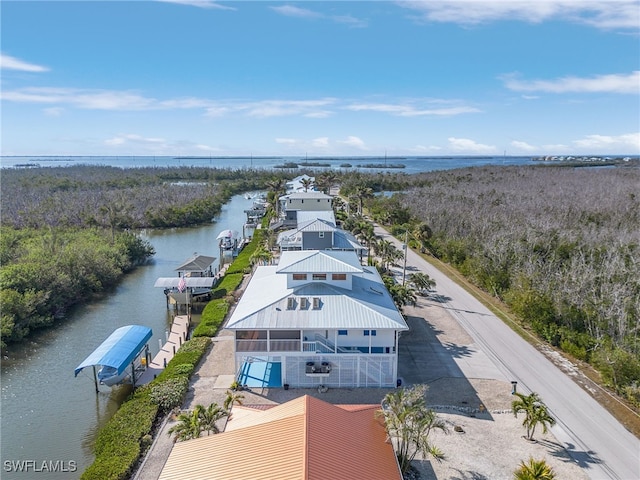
[351,184,374,214]
[250,245,273,266]
[224,390,245,411]
[374,239,403,272]
[512,392,555,441]
[412,222,433,254]
[300,177,314,192]
[168,408,203,442]
[383,277,417,311]
[408,272,436,296]
[378,384,447,474]
[316,171,337,194]
[513,457,557,480]
[265,178,287,218]
[199,402,229,436]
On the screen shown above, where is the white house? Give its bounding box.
[225,249,408,388]
[279,191,334,227]
[285,174,315,194]
[277,218,366,260]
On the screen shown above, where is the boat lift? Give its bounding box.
[74,325,152,393]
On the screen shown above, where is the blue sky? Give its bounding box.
[1,1,639,157]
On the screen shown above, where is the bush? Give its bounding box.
[193,299,229,337]
[81,337,210,480]
[150,377,190,412]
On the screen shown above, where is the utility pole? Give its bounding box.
[402,230,408,286]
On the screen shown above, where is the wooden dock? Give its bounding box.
[137,315,190,385]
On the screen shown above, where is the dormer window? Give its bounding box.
[312,274,327,281]
[300,297,309,309]
[293,274,307,281]
[313,297,321,309]
[332,273,346,281]
[287,297,295,310]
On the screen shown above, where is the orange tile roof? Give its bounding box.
[159,395,402,480]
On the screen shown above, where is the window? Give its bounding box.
[331,273,346,281]
[292,274,307,281]
[319,232,324,238]
[287,297,295,310]
[312,297,321,309]
[338,330,348,336]
[300,297,309,309]
[312,273,327,281]
[364,330,377,336]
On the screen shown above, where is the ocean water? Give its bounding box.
[0,155,538,174]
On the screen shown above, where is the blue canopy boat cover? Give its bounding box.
[74,325,152,377]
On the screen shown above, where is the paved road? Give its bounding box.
[375,226,640,480]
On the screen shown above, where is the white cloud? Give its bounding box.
[43,107,64,117]
[502,71,640,94]
[270,5,367,27]
[270,5,323,19]
[448,137,497,153]
[1,87,157,110]
[275,138,298,145]
[243,99,337,118]
[573,132,640,151]
[155,0,235,10]
[105,134,166,146]
[312,137,330,148]
[340,136,368,150]
[398,0,639,30]
[346,101,480,116]
[1,53,49,72]
[511,140,538,152]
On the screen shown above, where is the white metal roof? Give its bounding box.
[276,250,364,274]
[226,263,407,331]
[153,277,216,288]
[296,210,335,225]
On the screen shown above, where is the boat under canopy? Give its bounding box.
[74,325,152,387]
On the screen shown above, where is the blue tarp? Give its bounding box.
[74,325,152,377]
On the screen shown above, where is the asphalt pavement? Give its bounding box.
[374,224,640,480]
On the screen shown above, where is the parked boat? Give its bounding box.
[217,229,240,250]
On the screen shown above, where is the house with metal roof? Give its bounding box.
[226,249,408,388]
[158,395,403,480]
[277,218,366,258]
[285,173,316,194]
[279,191,334,227]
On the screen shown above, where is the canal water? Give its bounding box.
[0,194,258,479]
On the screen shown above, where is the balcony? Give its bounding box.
[236,339,301,352]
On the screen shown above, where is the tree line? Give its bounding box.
[0,165,293,350]
[358,165,639,405]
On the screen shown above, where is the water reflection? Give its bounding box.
[0,194,257,479]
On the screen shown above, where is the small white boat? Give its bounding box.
[97,365,130,386]
[217,229,240,250]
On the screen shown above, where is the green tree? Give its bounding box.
[512,392,555,441]
[168,408,203,442]
[224,390,245,411]
[198,403,229,436]
[408,272,436,296]
[378,384,446,474]
[513,457,556,480]
[300,177,314,192]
